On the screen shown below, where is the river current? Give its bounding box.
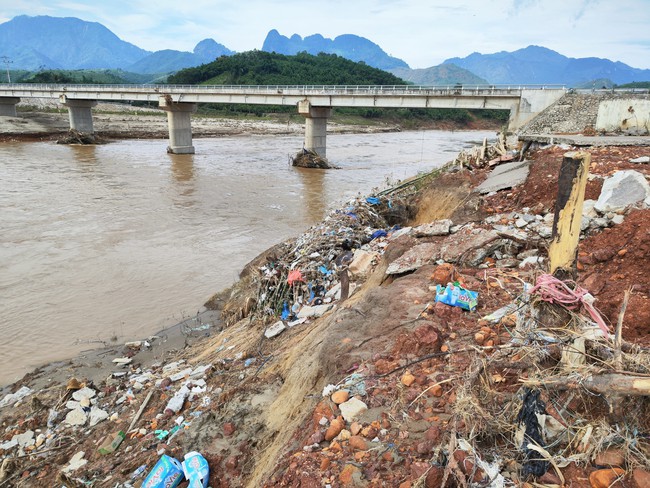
[0,130,493,385]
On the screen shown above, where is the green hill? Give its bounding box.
[168,50,406,85]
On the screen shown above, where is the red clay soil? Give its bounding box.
[484,145,650,346]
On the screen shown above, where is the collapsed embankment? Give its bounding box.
[0,139,649,487]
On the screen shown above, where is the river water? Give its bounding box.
[0,130,493,385]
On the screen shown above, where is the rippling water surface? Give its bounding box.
[0,130,493,385]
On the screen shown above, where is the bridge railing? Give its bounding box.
[0,83,566,97]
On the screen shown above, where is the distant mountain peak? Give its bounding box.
[262,30,409,70]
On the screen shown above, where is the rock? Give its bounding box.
[629,156,649,163]
[64,408,88,426]
[591,217,610,229]
[477,160,531,194]
[307,431,324,445]
[348,250,378,278]
[325,417,345,441]
[350,421,362,435]
[389,227,413,240]
[425,466,445,488]
[168,367,193,382]
[414,219,452,237]
[297,304,334,319]
[611,214,625,225]
[339,463,363,486]
[12,430,35,448]
[632,468,650,487]
[416,439,434,454]
[515,218,528,228]
[264,320,286,339]
[594,447,625,467]
[339,398,368,423]
[439,227,500,265]
[349,435,368,450]
[595,170,650,213]
[589,467,625,487]
[430,263,457,284]
[89,407,109,427]
[386,243,438,275]
[223,422,236,436]
[519,256,544,268]
[401,371,416,387]
[425,425,441,443]
[583,199,599,218]
[496,258,520,268]
[331,390,350,404]
[593,247,616,262]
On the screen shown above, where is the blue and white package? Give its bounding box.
[435,282,478,311]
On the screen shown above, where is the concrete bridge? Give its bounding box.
[0,84,565,155]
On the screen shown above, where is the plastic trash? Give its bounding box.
[98,431,125,455]
[366,196,381,205]
[182,451,210,488]
[435,282,479,311]
[370,229,388,240]
[287,269,304,285]
[141,454,184,488]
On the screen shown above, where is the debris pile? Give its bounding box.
[0,140,649,487]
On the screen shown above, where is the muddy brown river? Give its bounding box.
[0,130,493,385]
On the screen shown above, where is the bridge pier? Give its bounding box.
[0,97,20,116]
[59,96,97,133]
[160,98,197,154]
[298,101,332,158]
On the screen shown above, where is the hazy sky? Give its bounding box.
[3,0,650,69]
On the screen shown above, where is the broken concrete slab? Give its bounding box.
[595,170,650,213]
[629,156,649,163]
[414,219,453,237]
[438,227,500,265]
[477,160,531,194]
[386,243,438,275]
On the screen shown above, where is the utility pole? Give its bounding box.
[1,56,12,83]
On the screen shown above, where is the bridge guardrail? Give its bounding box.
[0,83,566,97]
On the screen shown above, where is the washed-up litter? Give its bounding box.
[0,386,32,408]
[435,282,478,311]
[98,430,125,455]
[141,454,184,488]
[182,451,210,488]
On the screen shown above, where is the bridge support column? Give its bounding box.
[298,101,332,158]
[160,98,197,154]
[59,96,97,133]
[0,97,20,116]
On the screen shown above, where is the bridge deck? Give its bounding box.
[0,84,564,109]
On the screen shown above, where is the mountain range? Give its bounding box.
[1,15,649,86]
[261,29,408,70]
[444,45,650,86]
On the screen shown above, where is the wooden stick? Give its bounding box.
[548,151,591,279]
[127,389,154,433]
[614,289,632,370]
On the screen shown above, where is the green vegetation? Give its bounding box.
[10,69,157,84]
[168,51,404,86]
[616,81,650,89]
[169,51,508,126]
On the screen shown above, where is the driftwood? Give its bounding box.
[548,151,591,279]
[523,373,650,396]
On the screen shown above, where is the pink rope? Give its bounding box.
[529,274,610,336]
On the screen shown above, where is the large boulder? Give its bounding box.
[595,170,650,213]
